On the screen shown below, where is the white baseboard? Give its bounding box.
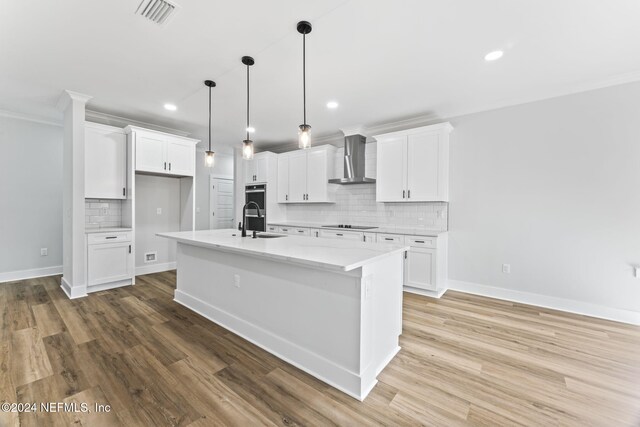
[448,280,640,326]
[60,277,87,299]
[87,278,133,294]
[135,262,176,276]
[0,265,62,283]
[404,286,447,299]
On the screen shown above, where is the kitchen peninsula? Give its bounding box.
[157,229,408,400]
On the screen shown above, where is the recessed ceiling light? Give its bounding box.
[327,101,339,109]
[484,50,504,61]
[164,103,177,111]
[246,126,255,133]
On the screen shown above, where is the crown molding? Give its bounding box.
[56,90,92,111]
[0,109,61,127]
[86,110,192,137]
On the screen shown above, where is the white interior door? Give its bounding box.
[210,176,235,229]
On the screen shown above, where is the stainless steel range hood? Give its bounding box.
[328,134,376,185]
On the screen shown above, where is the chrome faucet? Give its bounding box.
[241,201,262,237]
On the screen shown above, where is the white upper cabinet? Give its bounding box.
[277,155,289,203]
[85,122,127,199]
[376,135,407,202]
[277,145,336,204]
[244,153,269,183]
[127,126,197,177]
[375,122,452,202]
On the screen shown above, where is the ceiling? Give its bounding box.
[2,0,640,149]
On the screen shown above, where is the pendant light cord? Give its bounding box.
[208,85,212,151]
[303,32,307,126]
[246,64,250,141]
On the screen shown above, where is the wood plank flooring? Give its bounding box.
[1,272,639,426]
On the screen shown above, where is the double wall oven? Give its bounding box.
[245,184,266,232]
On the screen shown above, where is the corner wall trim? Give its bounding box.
[0,265,63,283]
[135,262,177,276]
[448,280,640,326]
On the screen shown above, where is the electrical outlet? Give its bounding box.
[101,207,109,215]
[40,248,48,256]
[502,264,511,274]
[156,208,162,215]
[234,274,240,288]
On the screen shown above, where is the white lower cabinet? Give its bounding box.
[363,233,377,243]
[277,226,310,236]
[87,232,133,289]
[319,229,364,241]
[404,234,447,294]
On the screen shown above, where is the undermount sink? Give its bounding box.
[257,233,286,239]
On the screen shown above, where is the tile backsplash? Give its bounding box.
[284,142,448,231]
[285,186,448,230]
[85,199,122,229]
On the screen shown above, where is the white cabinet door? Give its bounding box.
[405,247,436,291]
[85,126,126,199]
[363,232,376,243]
[306,149,327,202]
[277,155,289,203]
[87,242,133,286]
[136,133,166,173]
[376,136,407,202]
[255,156,268,183]
[244,159,256,183]
[407,132,440,201]
[166,139,194,176]
[287,151,307,202]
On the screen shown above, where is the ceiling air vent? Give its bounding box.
[136,0,179,26]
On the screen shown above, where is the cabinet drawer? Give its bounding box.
[292,227,310,236]
[376,233,404,244]
[406,235,437,248]
[87,232,132,244]
[319,230,364,241]
[266,225,279,233]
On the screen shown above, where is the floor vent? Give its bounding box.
[136,0,179,26]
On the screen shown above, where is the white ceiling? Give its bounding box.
[2,0,640,148]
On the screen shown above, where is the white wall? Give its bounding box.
[448,81,640,316]
[0,115,63,278]
[134,174,181,270]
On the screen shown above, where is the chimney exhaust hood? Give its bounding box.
[328,133,376,185]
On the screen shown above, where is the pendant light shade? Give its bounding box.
[297,20,312,149]
[204,79,216,167]
[241,56,255,160]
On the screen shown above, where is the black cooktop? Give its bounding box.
[321,224,379,230]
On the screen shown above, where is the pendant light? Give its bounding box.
[204,79,216,167]
[297,20,312,149]
[241,56,255,160]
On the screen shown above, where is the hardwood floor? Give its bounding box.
[1,272,639,426]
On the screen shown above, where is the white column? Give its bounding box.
[57,90,92,299]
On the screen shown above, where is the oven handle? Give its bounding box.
[245,189,266,193]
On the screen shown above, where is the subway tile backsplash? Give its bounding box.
[85,199,122,229]
[285,143,448,231]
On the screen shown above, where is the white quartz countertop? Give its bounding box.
[267,221,447,237]
[85,227,132,234]
[157,229,409,272]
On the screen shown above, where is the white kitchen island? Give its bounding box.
[157,229,408,400]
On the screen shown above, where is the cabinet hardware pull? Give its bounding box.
[106,236,117,239]
[405,251,408,259]
[169,162,171,171]
[402,190,405,199]
[415,240,425,243]
[122,187,125,196]
[385,237,393,241]
[129,245,131,253]
[164,162,167,170]
[408,190,411,198]
[336,233,343,236]
[298,230,304,233]
[286,194,288,201]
